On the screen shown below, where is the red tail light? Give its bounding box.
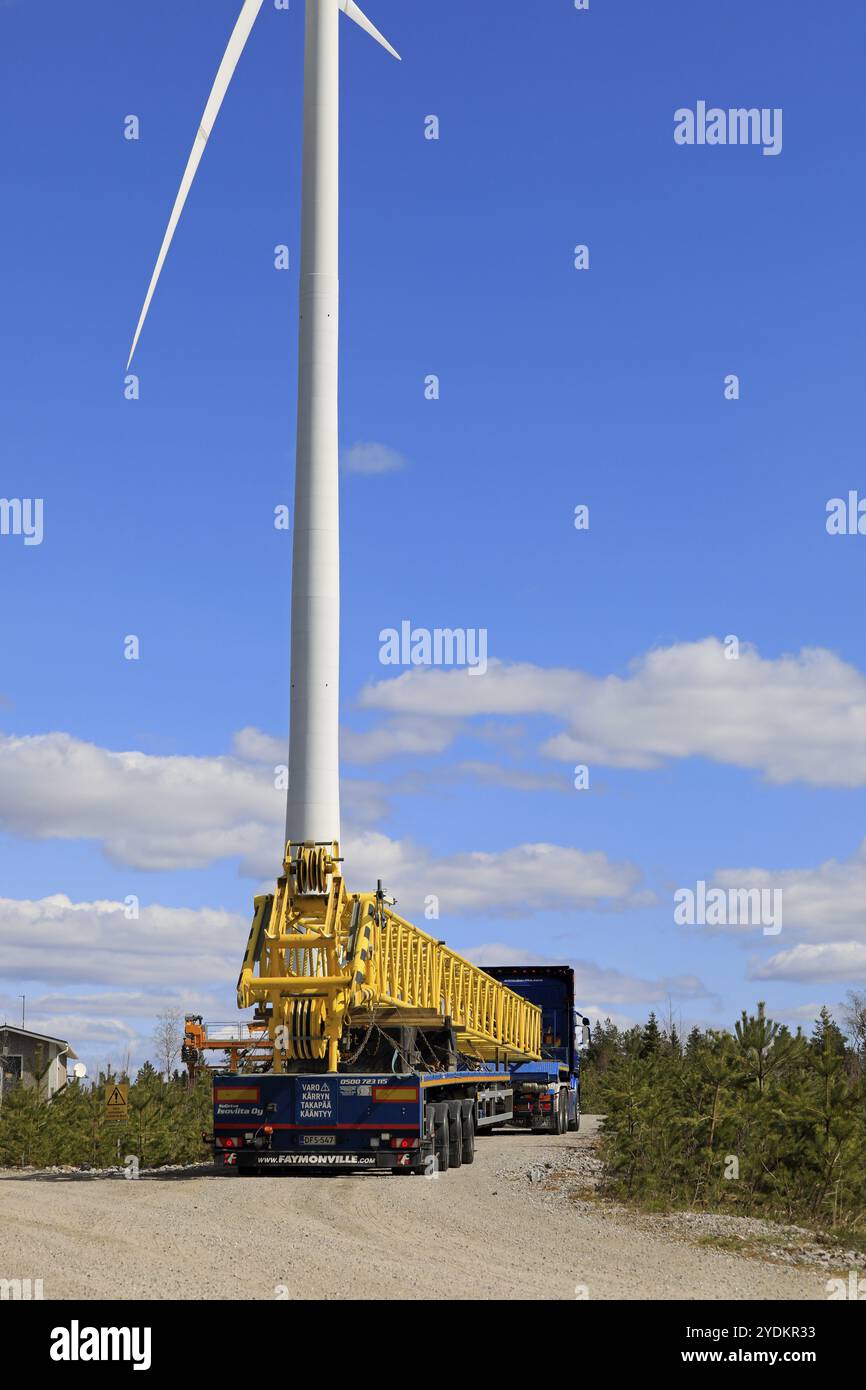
[390,1137,419,1149]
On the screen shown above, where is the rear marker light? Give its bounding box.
[215,1086,260,1103]
[372,1086,419,1103]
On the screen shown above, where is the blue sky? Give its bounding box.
[1,0,865,1074]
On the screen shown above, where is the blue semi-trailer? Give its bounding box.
[211,964,590,1175]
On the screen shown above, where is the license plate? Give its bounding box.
[301,1134,336,1147]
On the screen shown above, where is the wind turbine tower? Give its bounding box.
[127,0,400,856]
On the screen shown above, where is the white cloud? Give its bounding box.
[0,891,244,1074]
[0,730,280,872]
[0,729,642,914]
[231,727,285,763]
[13,1013,137,1046]
[343,832,646,918]
[0,983,244,1076]
[342,441,407,475]
[697,840,866,985]
[0,894,245,988]
[359,639,866,786]
[0,890,247,1088]
[777,1000,844,1023]
[236,718,459,774]
[341,717,458,765]
[752,942,866,984]
[0,975,256,1079]
[0,730,390,875]
[712,839,866,943]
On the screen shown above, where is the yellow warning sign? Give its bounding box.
[105,1083,129,1123]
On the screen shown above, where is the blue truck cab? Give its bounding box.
[482,965,588,1134]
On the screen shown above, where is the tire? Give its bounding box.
[555,1089,567,1136]
[432,1103,450,1175]
[568,1089,581,1133]
[461,1103,476,1165]
[447,1100,463,1169]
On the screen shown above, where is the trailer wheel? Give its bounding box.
[460,1102,476,1164]
[432,1103,450,1175]
[447,1101,463,1169]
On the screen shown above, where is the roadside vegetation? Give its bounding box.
[582,994,866,1246]
[0,1062,213,1169]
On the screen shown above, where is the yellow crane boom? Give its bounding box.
[237,843,542,1071]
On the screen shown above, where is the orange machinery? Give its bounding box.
[181,1014,272,1078]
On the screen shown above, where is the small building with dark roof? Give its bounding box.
[0,1024,77,1098]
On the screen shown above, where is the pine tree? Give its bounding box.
[587,1021,605,1063]
[685,1025,704,1056]
[810,1007,846,1059]
[621,1025,644,1059]
[734,1002,804,1092]
[640,1012,661,1058]
[798,1038,861,1227]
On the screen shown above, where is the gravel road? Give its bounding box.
[0,1118,835,1300]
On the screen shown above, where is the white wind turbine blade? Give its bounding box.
[127,0,266,368]
[339,0,401,60]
